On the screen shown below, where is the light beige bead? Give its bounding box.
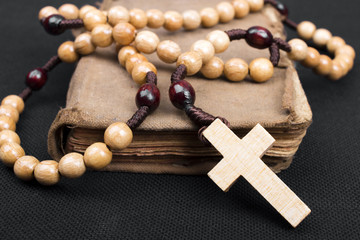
[200,8,219,28]
[313,28,332,47]
[224,58,248,81]
[0,142,25,167]
[14,156,39,181]
[91,24,113,48]
[246,0,264,12]
[156,40,182,64]
[59,4,79,19]
[328,62,344,81]
[201,57,224,79]
[108,6,130,26]
[2,95,24,113]
[232,0,250,18]
[129,9,148,29]
[0,116,16,132]
[182,10,201,30]
[84,142,112,170]
[190,40,215,64]
[0,130,20,146]
[135,31,160,54]
[125,53,148,73]
[146,9,165,28]
[327,36,346,54]
[206,30,230,53]
[38,6,58,20]
[287,39,308,61]
[118,46,138,66]
[334,54,354,72]
[74,32,96,55]
[164,11,183,32]
[297,21,316,41]
[79,5,97,19]
[112,22,136,45]
[216,2,235,23]
[58,153,86,179]
[249,58,274,83]
[314,55,333,76]
[335,45,356,60]
[83,9,107,31]
[34,160,60,186]
[176,52,203,76]
[0,105,19,123]
[58,41,79,63]
[132,62,157,85]
[301,47,320,69]
[104,122,133,150]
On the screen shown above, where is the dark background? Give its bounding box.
[0,0,359,239]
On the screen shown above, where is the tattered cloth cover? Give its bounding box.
[47,0,312,174]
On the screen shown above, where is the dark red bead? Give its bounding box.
[245,26,273,49]
[26,68,47,90]
[136,84,160,112]
[42,14,65,35]
[169,80,196,110]
[275,2,288,17]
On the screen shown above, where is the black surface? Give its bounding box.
[0,1,359,239]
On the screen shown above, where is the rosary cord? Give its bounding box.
[59,19,84,29]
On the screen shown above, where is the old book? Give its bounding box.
[47,0,312,174]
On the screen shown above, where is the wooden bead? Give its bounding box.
[224,58,248,81]
[125,53,148,73]
[334,54,354,72]
[0,142,25,167]
[313,28,332,47]
[297,21,316,41]
[200,8,219,28]
[247,0,264,12]
[58,153,86,178]
[335,45,356,60]
[249,58,274,83]
[38,6,58,20]
[301,47,320,69]
[58,41,79,63]
[34,160,60,186]
[157,40,182,64]
[182,10,201,30]
[135,31,160,54]
[146,9,165,28]
[0,105,19,123]
[84,142,112,170]
[58,4,79,19]
[83,9,107,31]
[206,30,230,53]
[118,46,138,66]
[14,156,39,181]
[2,95,24,113]
[314,55,333,76]
[132,62,157,85]
[0,116,16,132]
[201,56,224,79]
[129,9,148,29]
[190,40,215,64]
[232,0,250,18]
[328,62,344,81]
[216,2,235,23]
[79,5,97,19]
[74,32,96,55]
[164,11,183,32]
[333,58,349,75]
[176,51,203,76]
[91,24,113,48]
[327,36,346,54]
[112,22,136,45]
[104,122,133,150]
[108,6,130,26]
[0,130,20,146]
[287,39,308,61]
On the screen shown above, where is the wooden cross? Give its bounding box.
[203,119,311,228]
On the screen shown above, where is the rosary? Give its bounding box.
[0,0,355,227]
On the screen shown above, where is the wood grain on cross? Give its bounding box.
[203,119,311,228]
